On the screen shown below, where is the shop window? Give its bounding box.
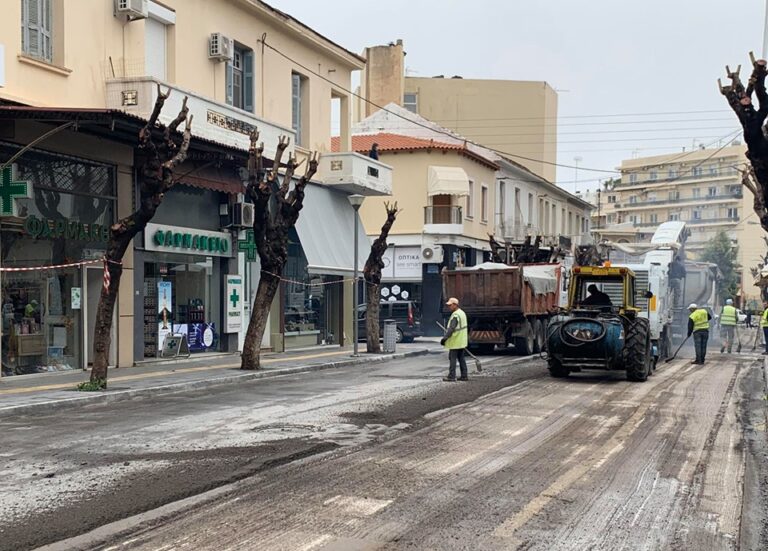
[0,142,115,376]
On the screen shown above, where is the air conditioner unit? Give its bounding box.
[115,0,148,19]
[233,202,255,228]
[209,33,234,62]
[422,245,444,264]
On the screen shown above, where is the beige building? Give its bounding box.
[0,0,387,374]
[593,145,764,306]
[358,41,558,182]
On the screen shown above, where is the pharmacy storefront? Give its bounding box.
[0,144,115,376]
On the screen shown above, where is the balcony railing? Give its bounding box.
[424,205,463,225]
[105,77,295,159]
[632,217,739,227]
[621,192,743,209]
[317,153,392,196]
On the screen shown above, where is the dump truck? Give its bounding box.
[441,262,562,355]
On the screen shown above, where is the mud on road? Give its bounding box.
[0,354,540,550]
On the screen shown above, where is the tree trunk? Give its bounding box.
[88,86,192,387]
[363,203,400,353]
[241,273,280,370]
[366,281,381,353]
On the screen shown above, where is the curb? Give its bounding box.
[0,349,436,419]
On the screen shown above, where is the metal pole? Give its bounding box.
[763,0,768,59]
[353,213,359,356]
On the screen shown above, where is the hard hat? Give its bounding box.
[688,303,698,310]
[726,299,733,305]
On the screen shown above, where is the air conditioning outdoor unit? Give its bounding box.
[233,202,255,228]
[422,245,444,264]
[115,0,148,19]
[209,33,234,62]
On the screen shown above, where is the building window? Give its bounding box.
[227,46,254,112]
[692,188,701,198]
[668,168,679,179]
[629,215,638,224]
[693,166,703,177]
[607,214,616,223]
[692,210,702,220]
[629,196,637,204]
[291,72,308,146]
[527,193,534,226]
[629,173,638,184]
[403,93,418,113]
[498,181,506,223]
[668,190,680,200]
[708,186,718,197]
[145,16,168,80]
[607,195,616,203]
[669,213,680,221]
[21,0,52,62]
[709,165,719,177]
[727,208,738,219]
[649,171,657,181]
[481,185,489,223]
[465,180,474,219]
[649,213,658,224]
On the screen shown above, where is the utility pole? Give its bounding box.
[763,0,768,59]
[597,188,602,231]
[573,156,582,194]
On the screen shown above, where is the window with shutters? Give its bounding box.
[21,0,53,62]
[292,72,308,146]
[226,45,254,112]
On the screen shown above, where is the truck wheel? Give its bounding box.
[548,359,570,378]
[625,318,651,382]
[515,323,535,355]
[533,319,545,353]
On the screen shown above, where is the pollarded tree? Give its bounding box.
[363,202,399,353]
[241,132,319,370]
[719,53,768,232]
[90,86,192,387]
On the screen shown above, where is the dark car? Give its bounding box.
[357,300,422,343]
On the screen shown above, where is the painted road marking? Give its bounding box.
[0,350,356,396]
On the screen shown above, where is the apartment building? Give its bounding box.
[593,145,763,305]
[358,41,558,182]
[0,0,388,376]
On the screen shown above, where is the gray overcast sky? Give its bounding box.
[269,0,763,192]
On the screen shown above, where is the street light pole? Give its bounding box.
[347,194,365,356]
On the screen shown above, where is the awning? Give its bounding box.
[427,165,470,197]
[295,184,371,276]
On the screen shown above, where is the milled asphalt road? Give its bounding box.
[2,350,767,551]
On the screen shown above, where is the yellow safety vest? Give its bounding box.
[689,308,710,331]
[761,309,768,328]
[720,305,737,326]
[445,308,468,349]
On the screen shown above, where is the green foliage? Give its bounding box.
[700,230,740,302]
[76,379,107,391]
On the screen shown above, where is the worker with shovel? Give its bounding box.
[719,298,738,354]
[440,297,469,382]
[688,303,712,365]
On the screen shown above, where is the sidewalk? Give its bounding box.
[0,341,442,418]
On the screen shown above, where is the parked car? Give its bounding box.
[357,300,422,343]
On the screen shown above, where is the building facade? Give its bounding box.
[593,145,763,306]
[358,40,558,182]
[0,0,389,375]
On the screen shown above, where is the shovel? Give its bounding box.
[436,321,482,372]
[665,335,690,363]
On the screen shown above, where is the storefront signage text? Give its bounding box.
[382,246,423,280]
[145,223,233,258]
[24,215,110,242]
[225,275,243,334]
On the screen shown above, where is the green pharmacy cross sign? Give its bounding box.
[0,165,32,217]
[229,287,240,309]
[237,229,258,261]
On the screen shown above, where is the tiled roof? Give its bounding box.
[331,133,463,153]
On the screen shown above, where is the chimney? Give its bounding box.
[361,40,406,118]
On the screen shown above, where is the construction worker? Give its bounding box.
[761,300,768,355]
[719,298,738,353]
[440,297,469,381]
[687,303,712,365]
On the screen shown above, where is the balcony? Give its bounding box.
[105,77,295,159]
[632,217,739,227]
[620,191,743,210]
[424,205,463,234]
[317,152,392,196]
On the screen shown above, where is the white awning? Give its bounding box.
[295,184,371,276]
[427,166,470,197]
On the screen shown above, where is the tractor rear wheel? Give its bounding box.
[625,318,652,382]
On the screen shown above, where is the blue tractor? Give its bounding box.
[546,265,654,382]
